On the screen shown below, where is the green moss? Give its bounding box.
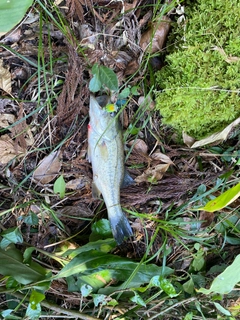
[155,0,240,139]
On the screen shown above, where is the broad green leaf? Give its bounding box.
[1,227,23,246]
[55,250,173,293]
[0,0,34,36]
[198,254,240,294]
[54,175,66,198]
[99,66,118,91]
[89,74,102,92]
[29,290,45,309]
[63,238,116,258]
[89,219,112,241]
[0,246,50,285]
[199,183,240,212]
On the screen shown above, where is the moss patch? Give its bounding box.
[155,0,240,139]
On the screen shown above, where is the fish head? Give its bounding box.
[89,95,120,139]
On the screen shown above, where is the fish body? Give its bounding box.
[88,95,133,244]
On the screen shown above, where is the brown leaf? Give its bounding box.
[66,177,91,190]
[199,211,215,228]
[191,117,240,148]
[0,134,24,165]
[0,59,11,94]
[129,139,148,154]
[135,163,170,183]
[151,152,174,165]
[182,131,196,147]
[140,16,171,53]
[0,113,16,129]
[33,150,62,184]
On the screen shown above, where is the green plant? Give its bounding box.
[155,0,240,139]
[0,0,34,36]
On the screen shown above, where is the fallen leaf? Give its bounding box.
[0,113,16,129]
[182,131,196,147]
[199,211,215,228]
[140,16,171,53]
[66,177,91,190]
[135,163,169,183]
[129,139,148,154]
[151,152,174,165]
[0,134,24,165]
[191,117,240,148]
[0,59,12,94]
[32,150,62,184]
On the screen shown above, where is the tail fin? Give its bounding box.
[108,206,133,245]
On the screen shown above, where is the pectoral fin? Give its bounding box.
[99,140,108,160]
[121,168,135,188]
[92,182,101,198]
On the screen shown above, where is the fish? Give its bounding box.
[88,94,133,245]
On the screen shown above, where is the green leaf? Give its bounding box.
[131,86,140,96]
[63,238,117,258]
[183,278,194,294]
[23,212,39,225]
[81,284,93,297]
[118,87,130,99]
[26,301,41,320]
[54,175,66,198]
[55,250,173,293]
[0,246,50,285]
[199,183,240,212]
[130,292,146,307]
[29,290,45,310]
[89,219,112,242]
[159,278,178,297]
[92,294,107,307]
[1,227,23,247]
[99,66,118,91]
[198,254,240,294]
[213,302,232,316]
[89,74,102,92]
[0,0,34,36]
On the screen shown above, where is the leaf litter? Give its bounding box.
[0,0,239,318]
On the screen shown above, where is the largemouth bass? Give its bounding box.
[88,95,133,244]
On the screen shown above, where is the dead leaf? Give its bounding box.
[129,139,148,154]
[135,163,170,183]
[33,150,62,184]
[66,177,91,190]
[199,211,215,228]
[0,114,16,129]
[151,152,174,165]
[140,16,171,53]
[0,134,24,165]
[191,117,240,148]
[0,59,12,94]
[182,131,196,147]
